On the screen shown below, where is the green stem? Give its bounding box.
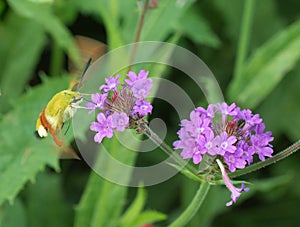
[233,0,255,79]
[169,182,210,227]
[142,124,199,176]
[128,0,150,72]
[230,140,300,178]
[49,41,64,77]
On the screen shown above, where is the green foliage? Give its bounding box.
[0,77,71,206]
[228,19,300,108]
[25,172,73,227]
[175,7,221,48]
[0,13,46,113]
[7,0,79,64]
[0,0,300,227]
[0,199,27,227]
[120,186,147,227]
[119,187,166,227]
[258,68,300,140]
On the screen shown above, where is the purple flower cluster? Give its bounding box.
[173,102,273,205]
[86,70,153,143]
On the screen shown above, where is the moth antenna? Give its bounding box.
[80,93,92,96]
[72,57,93,91]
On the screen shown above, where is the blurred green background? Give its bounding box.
[0,0,300,226]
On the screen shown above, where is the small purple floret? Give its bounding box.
[131,78,152,99]
[111,112,129,132]
[90,113,114,143]
[99,74,120,92]
[133,100,153,116]
[85,93,108,114]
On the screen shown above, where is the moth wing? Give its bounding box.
[45,107,64,147]
[68,35,107,91]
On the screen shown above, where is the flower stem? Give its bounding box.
[50,41,64,77]
[128,0,150,72]
[230,140,300,178]
[233,0,255,79]
[169,182,210,227]
[142,124,199,176]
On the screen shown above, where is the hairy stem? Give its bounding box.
[142,124,199,177]
[169,182,210,227]
[230,140,300,178]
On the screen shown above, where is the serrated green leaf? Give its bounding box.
[119,187,146,227]
[0,13,46,113]
[228,19,300,108]
[0,77,72,206]
[132,210,167,227]
[7,0,79,63]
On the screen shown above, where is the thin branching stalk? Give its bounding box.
[128,0,150,71]
[230,140,300,178]
[169,182,210,227]
[142,124,199,177]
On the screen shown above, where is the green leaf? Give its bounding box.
[72,0,124,48]
[0,1,5,16]
[258,68,300,140]
[0,199,27,227]
[74,138,137,227]
[174,7,221,48]
[119,187,146,227]
[0,13,46,113]
[228,19,300,108]
[132,210,167,227]
[25,172,73,227]
[7,0,79,63]
[0,76,72,206]
[140,0,195,41]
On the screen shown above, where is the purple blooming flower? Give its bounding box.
[131,77,153,99]
[217,159,249,206]
[99,74,120,92]
[124,70,152,99]
[173,102,273,206]
[132,100,153,116]
[249,134,273,161]
[125,70,149,87]
[214,132,237,155]
[224,148,246,172]
[111,112,129,132]
[88,70,153,143]
[218,102,237,116]
[90,113,114,143]
[85,93,108,114]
